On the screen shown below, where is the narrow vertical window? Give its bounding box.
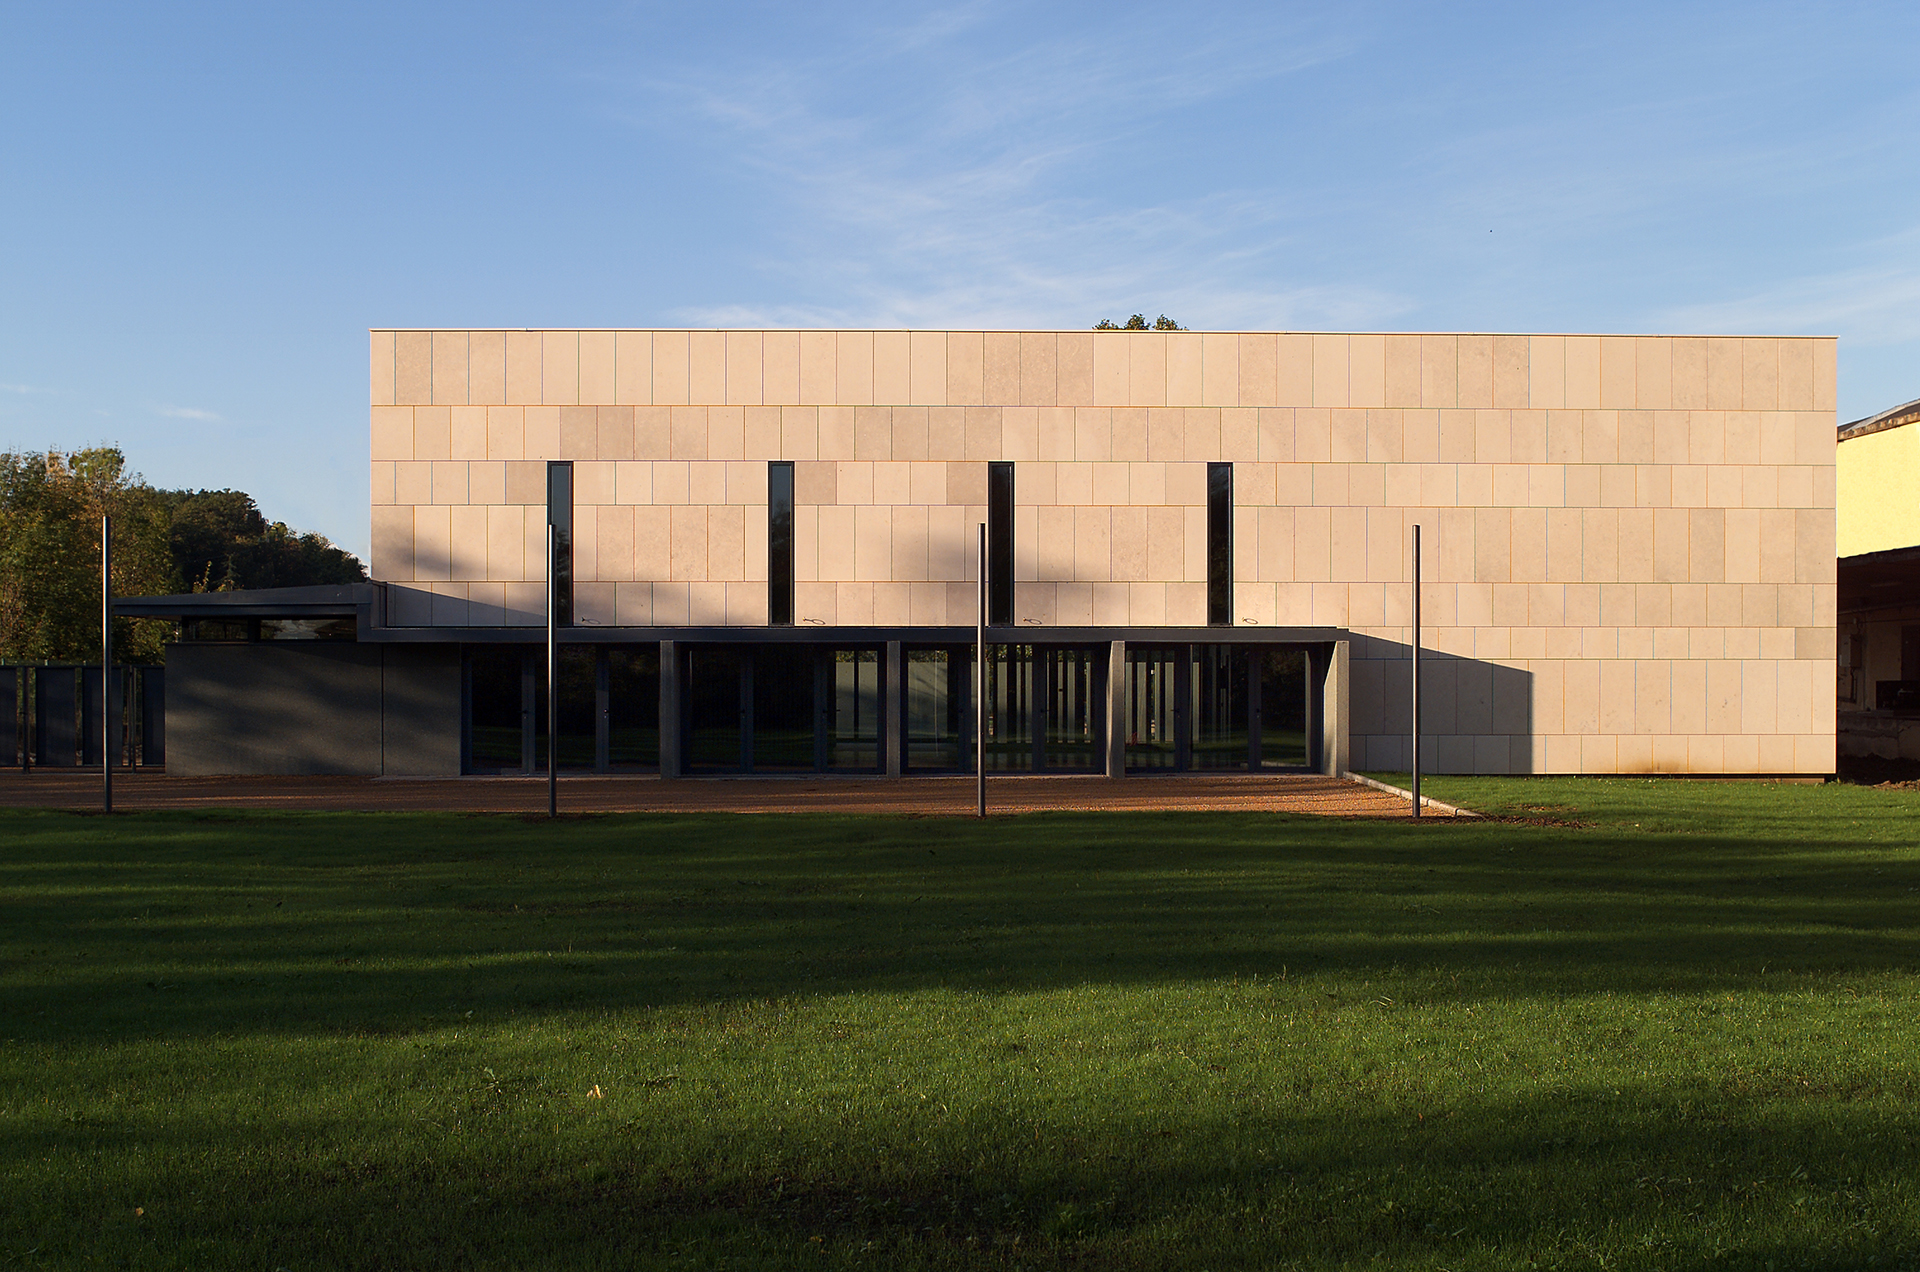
[768,461,794,626]
[988,461,1014,626]
[547,461,573,627]
[1207,461,1232,627]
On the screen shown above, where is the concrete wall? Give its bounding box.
[370,329,1839,775]
[166,643,460,776]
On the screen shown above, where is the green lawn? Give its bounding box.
[5,780,1920,1269]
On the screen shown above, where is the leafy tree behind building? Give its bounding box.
[0,447,365,664]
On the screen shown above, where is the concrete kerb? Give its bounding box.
[1343,771,1482,818]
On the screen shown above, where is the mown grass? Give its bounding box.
[4,780,1919,1269]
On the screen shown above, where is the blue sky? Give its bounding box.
[3,2,1916,562]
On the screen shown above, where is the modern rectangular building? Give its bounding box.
[134,329,1839,778]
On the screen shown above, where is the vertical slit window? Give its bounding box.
[988,461,1014,626]
[547,461,573,628]
[1207,461,1232,627]
[768,461,794,626]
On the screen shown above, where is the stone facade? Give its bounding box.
[370,329,1838,775]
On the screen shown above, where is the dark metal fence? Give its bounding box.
[1,665,164,770]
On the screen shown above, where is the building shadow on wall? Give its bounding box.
[1348,636,1534,774]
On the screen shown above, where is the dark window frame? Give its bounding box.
[768,461,795,626]
[547,461,574,628]
[988,461,1014,626]
[1207,461,1232,626]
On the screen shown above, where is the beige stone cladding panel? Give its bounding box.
[370,332,1838,417]
[368,332,1837,772]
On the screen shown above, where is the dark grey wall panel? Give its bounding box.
[141,668,165,766]
[380,644,461,776]
[82,667,105,766]
[165,643,461,777]
[166,644,384,775]
[35,669,77,767]
[0,669,16,767]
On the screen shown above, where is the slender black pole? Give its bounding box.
[102,514,112,814]
[1410,523,1421,820]
[976,522,987,819]
[547,521,558,819]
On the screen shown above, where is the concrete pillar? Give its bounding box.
[884,640,903,777]
[1106,640,1126,778]
[658,640,680,778]
[1315,639,1350,776]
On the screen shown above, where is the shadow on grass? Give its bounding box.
[10,1074,1917,1269]
[4,805,1918,1042]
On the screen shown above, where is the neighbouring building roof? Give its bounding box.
[1839,396,1920,440]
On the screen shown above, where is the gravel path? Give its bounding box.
[0,771,1434,817]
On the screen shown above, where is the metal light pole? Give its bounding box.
[102,514,113,814]
[547,521,558,819]
[976,522,987,819]
[1410,523,1421,820]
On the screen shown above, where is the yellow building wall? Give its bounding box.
[1837,423,1920,557]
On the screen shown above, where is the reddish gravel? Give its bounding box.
[0,770,1435,818]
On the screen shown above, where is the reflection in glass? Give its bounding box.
[1125,647,1183,770]
[905,647,968,771]
[1191,644,1247,770]
[1043,646,1101,771]
[260,617,355,641]
[686,649,744,770]
[467,647,525,772]
[607,647,659,768]
[829,648,880,770]
[984,643,1032,770]
[752,644,816,770]
[552,646,597,769]
[1258,648,1310,768]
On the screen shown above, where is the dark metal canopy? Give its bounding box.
[112,583,374,619]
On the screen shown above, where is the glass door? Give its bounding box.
[1256,648,1310,769]
[1125,647,1185,771]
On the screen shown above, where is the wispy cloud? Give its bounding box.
[1662,226,1920,344]
[599,6,1392,329]
[0,382,51,394]
[159,405,223,422]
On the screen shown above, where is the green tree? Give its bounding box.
[0,449,368,663]
[1094,314,1185,331]
[0,448,176,663]
[164,489,365,592]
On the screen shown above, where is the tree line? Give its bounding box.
[0,447,365,664]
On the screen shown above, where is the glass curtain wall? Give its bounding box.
[828,649,881,770]
[982,643,1033,770]
[1256,648,1310,768]
[685,644,883,774]
[1126,644,1313,772]
[686,648,746,770]
[462,642,1310,777]
[753,644,815,771]
[1041,646,1103,771]
[607,647,660,768]
[467,647,526,771]
[1190,644,1248,770]
[904,647,969,771]
[1125,647,1186,770]
[553,647,596,769]
[467,645,661,773]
